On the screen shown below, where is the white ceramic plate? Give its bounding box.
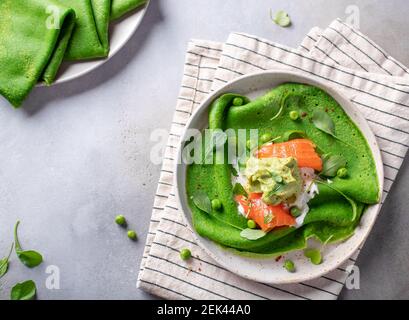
[38,2,149,86]
[175,70,384,284]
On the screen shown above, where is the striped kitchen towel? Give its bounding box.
[137,19,409,300]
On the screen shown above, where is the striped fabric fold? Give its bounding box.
[137,20,409,300]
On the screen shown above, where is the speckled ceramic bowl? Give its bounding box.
[175,70,384,284]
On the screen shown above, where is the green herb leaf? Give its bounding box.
[270,94,287,121]
[14,221,43,268]
[274,175,283,183]
[191,190,212,214]
[229,164,239,177]
[271,93,303,121]
[270,9,291,27]
[193,193,245,230]
[10,280,36,300]
[311,111,355,148]
[267,182,285,197]
[192,189,246,231]
[282,130,306,142]
[316,180,358,222]
[0,243,14,279]
[240,228,266,240]
[320,154,347,177]
[312,110,336,137]
[264,212,274,224]
[232,183,248,197]
[17,251,43,268]
[0,260,8,278]
[304,249,322,265]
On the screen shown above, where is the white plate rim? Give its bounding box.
[174,70,384,285]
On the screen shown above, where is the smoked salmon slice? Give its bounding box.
[255,138,322,171]
[235,193,296,232]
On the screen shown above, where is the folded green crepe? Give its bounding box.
[57,0,148,60]
[0,0,76,107]
[111,0,147,20]
[0,0,147,107]
[59,0,111,60]
[186,83,380,256]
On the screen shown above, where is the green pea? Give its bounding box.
[304,249,322,265]
[115,215,126,226]
[290,207,302,217]
[211,199,222,211]
[180,248,192,261]
[127,230,137,240]
[232,97,244,106]
[337,167,348,178]
[283,259,295,272]
[247,220,257,229]
[260,133,273,143]
[289,110,299,120]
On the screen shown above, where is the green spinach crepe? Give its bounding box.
[63,0,147,60]
[0,0,76,106]
[0,0,147,107]
[111,0,147,20]
[186,83,380,256]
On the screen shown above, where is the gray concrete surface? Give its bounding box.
[0,0,408,300]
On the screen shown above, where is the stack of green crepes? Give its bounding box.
[0,0,147,107]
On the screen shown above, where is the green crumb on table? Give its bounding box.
[127,230,138,240]
[180,248,192,261]
[283,259,295,272]
[115,215,126,226]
